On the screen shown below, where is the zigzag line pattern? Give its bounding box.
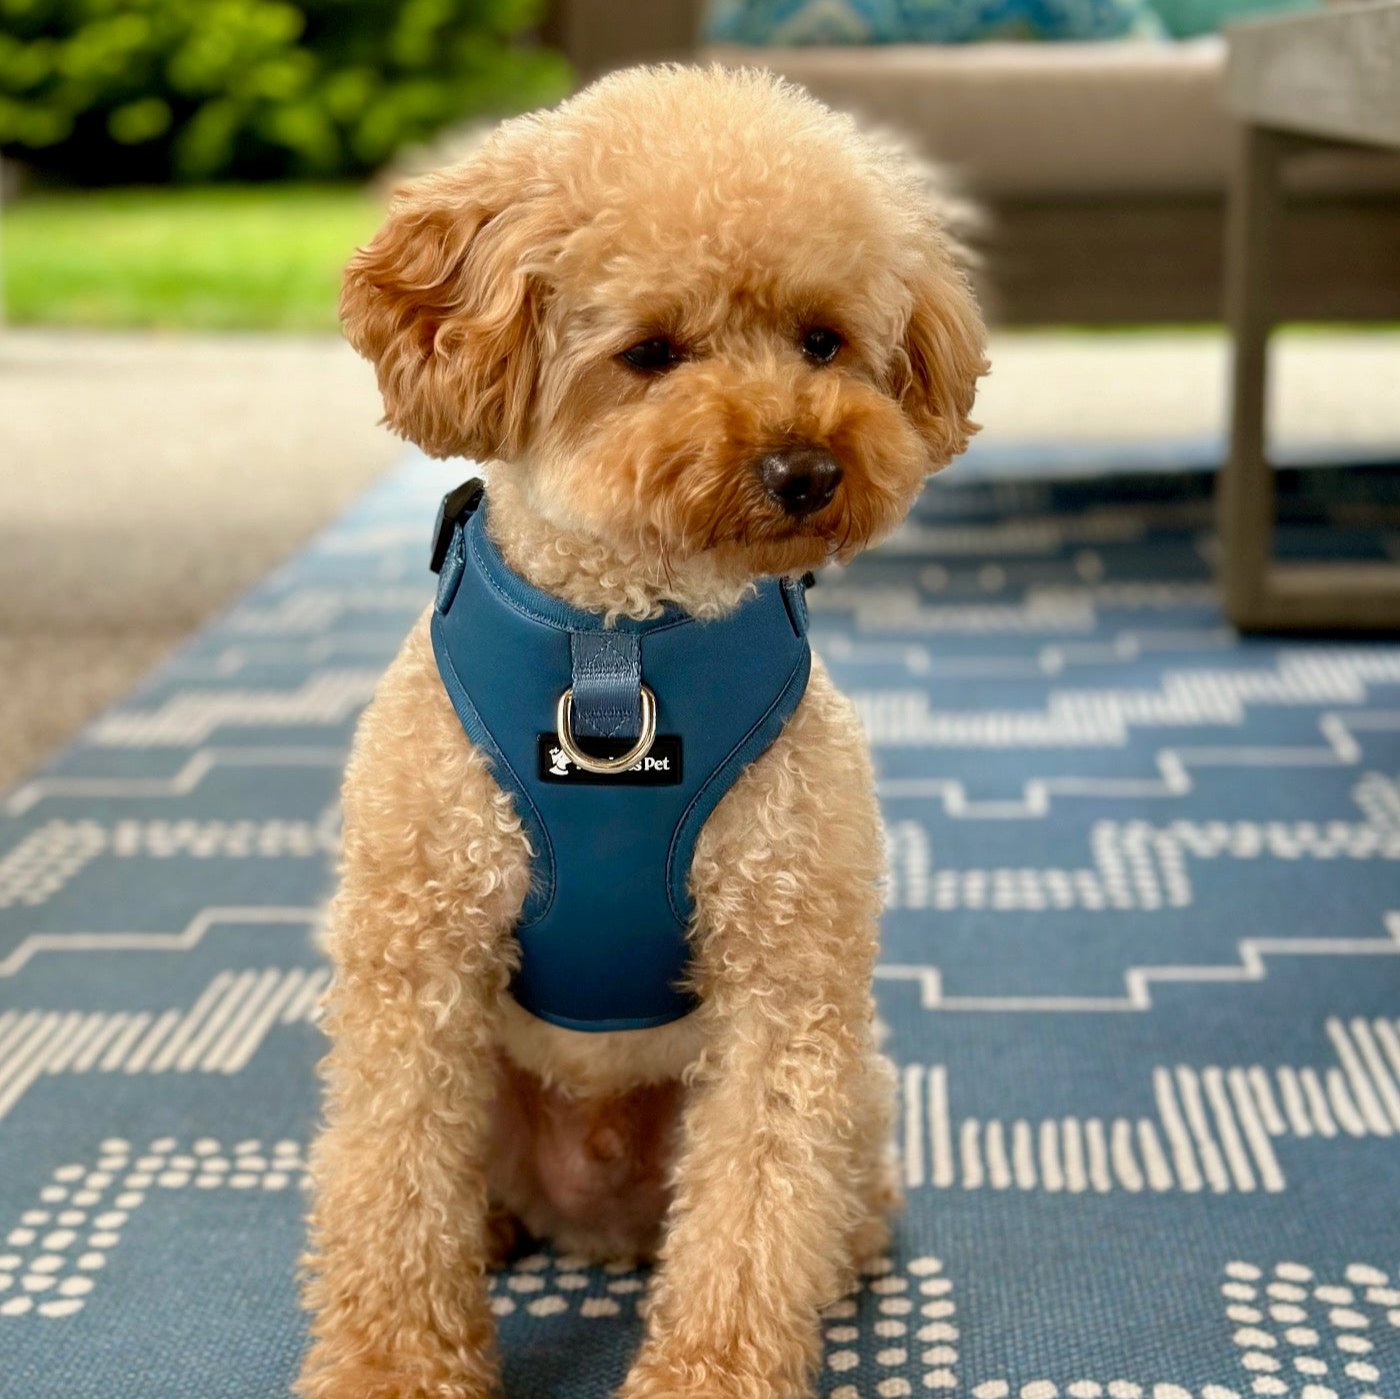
[87,671,381,746]
[0,816,339,910]
[884,774,1400,911]
[856,654,1400,748]
[3,749,346,817]
[876,911,1400,1013]
[820,627,1236,679]
[0,968,326,1120]
[162,634,406,679]
[0,906,321,978]
[899,1018,1400,1196]
[876,712,1400,818]
[811,579,1222,634]
[228,585,426,634]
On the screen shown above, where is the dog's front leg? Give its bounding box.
[298,630,530,1399]
[621,688,889,1399]
[298,964,506,1399]
[621,1011,875,1399]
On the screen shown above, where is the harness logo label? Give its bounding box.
[537,734,684,786]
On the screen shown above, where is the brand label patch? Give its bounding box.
[537,734,683,785]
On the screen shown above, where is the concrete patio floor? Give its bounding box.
[3,326,1399,788]
[0,332,398,789]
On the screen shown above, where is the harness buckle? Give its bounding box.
[429,478,486,575]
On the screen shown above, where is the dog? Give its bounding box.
[299,63,986,1399]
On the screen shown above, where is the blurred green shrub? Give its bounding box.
[0,0,568,182]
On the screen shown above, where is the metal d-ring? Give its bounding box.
[555,684,657,775]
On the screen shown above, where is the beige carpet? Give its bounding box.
[3,326,1399,789]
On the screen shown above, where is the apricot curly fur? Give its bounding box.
[305,63,984,1398]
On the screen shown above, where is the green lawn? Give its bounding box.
[2,185,382,331]
[8,188,1396,337]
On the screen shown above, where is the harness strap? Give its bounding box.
[432,480,645,743]
[570,631,642,740]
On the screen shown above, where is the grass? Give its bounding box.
[7,185,1397,336]
[1,184,382,332]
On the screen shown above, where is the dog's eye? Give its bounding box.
[801,327,843,364]
[620,337,682,373]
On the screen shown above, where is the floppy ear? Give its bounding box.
[892,247,989,469]
[340,154,546,461]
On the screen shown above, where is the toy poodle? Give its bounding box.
[299,62,986,1399]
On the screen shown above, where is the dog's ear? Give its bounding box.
[892,248,988,469]
[341,145,548,462]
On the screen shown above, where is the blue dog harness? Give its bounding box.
[428,482,813,1032]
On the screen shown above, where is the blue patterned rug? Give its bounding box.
[3,453,1399,1399]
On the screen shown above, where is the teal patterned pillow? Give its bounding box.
[1149,0,1316,37]
[706,0,1166,43]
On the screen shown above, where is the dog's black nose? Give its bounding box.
[756,446,843,518]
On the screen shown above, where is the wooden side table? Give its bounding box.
[1221,0,1400,630]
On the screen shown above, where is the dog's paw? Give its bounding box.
[618,1352,810,1399]
[295,1361,497,1399]
[297,1382,495,1399]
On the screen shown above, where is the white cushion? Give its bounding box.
[703,38,1237,195]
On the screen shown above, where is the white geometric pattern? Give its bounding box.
[0,815,339,909]
[885,775,1400,912]
[876,713,1400,818]
[228,585,427,634]
[856,656,1400,748]
[2,455,1397,1397]
[0,1136,306,1317]
[1220,1260,1395,1399]
[0,968,325,1120]
[87,671,381,746]
[0,905,321,978]
[876,910,1400,1013]
[7,1153,1317,1399]
[3,747,346,817]
[897,1019,1400,1195]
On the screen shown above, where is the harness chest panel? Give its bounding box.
[430,493,812,1033]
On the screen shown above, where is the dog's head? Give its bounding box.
[343,65,987,579]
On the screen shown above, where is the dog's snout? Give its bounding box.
[755,446,843,518]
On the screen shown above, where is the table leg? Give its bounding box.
[1219,124,1400,631]
[1220,122,1285,629]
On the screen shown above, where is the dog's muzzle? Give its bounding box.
[755,445,843,518]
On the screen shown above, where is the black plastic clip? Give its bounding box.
[429,478,486,575]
